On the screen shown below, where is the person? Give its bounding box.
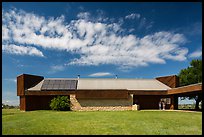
[162,101,165,110]
[159,101,162,110]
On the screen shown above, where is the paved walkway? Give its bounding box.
[140,109,202,113]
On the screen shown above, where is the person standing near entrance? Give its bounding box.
[159,101,162,110]
[162,101,165,110]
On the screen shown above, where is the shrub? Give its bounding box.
[2,103,19,109]
[50,96,70,111]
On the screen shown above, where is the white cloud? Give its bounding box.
[128,28,135,33]
[89,72,113,77]
[77,12,91,20]
[188,50,202,58]
[51,65,65,71]
[48,65,65,74]
[4,78,17,83]
[2,8,189,70]
[162,48,188,61]
[2,25,10,40]
[138,17,147,30]
[2,44,44,57]
[125,13,140,19]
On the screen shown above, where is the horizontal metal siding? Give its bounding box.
[76,90,128,99]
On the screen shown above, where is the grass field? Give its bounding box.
[2,109,202,135]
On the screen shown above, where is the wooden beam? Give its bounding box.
[129,90,167,95]
[167,84,202,95]
[25,91,76,95]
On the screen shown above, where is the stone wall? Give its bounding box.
[70,94,133,111]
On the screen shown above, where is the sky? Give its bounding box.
[2,2,202,106]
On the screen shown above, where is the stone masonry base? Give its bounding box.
[70,94,133,111]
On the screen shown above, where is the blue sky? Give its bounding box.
[2,2,202,105]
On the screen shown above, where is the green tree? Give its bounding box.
[178,59,202,110]
[50,96,70,111]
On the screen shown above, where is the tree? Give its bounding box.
[50,96,70,111]
[178,59,202,110]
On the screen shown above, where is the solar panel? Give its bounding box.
[60,80,66,84]
[47,84,54,89]
[55,80,61,85]
[59,84,65,90]
[53,84,59,89]
[41,79,77,91]
[70,80,77,89]
[43,80,50,85]
[41,80,49,90]
[49,80,55,85]
[64,84,70,89]
[65,80,71,85]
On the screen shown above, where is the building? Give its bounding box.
[17,74,202,111]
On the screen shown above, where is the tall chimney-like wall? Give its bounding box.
[155,75,179,88]
[17,74,44,111]
[17,74,44,96]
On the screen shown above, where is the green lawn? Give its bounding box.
[2,109,202,135]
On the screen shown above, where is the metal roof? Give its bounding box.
[27,79,77,91]
[41,79,77,91]
[27,78,171,91]
[77,79,171,90]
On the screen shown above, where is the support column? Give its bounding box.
[169,95,178,110]
[20,96,26,111]
[70,94,82,111]
[174,95,178,110]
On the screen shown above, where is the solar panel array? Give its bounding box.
[41,80,77,91]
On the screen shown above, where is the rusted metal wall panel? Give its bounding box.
[17,74,44,96]
[20,96,26,110]
[156,75,179,88]
[167,84,202,95]
[169,95,178,110]
[17,75,24,96]
[76,90,128,99]
[24,95,69,111]
[129,90,167,95]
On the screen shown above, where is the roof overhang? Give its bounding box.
[167,83,202,95]
[128,90,167,95]
[25,90,76,95]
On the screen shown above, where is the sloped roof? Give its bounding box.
[27,79,44,91]
[27,78,77,91]
[27,78,171,91]
[77,79,171,90]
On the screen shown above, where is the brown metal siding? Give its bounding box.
[17,74,44,96]
[129,90,167,95]
[167,84,202,95]
[173,95,178,110]
[156,75,179,88]
[20,96,26,110]
[17,75,24,96]
[24,95,70,111]
[76,90,128,99]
